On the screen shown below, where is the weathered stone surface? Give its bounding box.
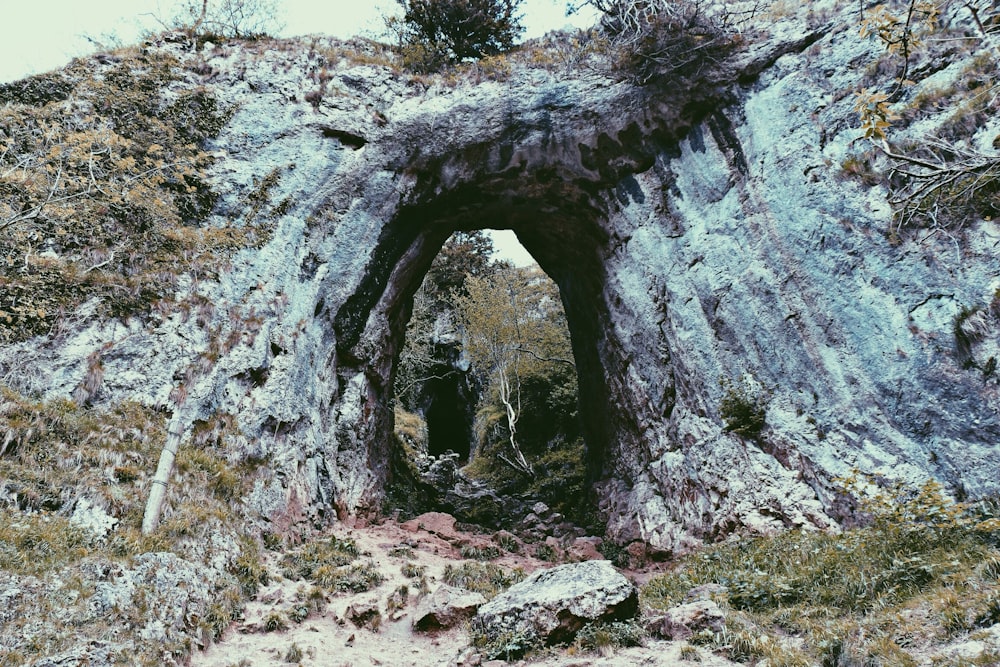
[401,512,460,540]
[413,584,487,631]
[645,600,726,640]
[566,536,604,562]
[69,497,117,539]
[3,2,999,554]
[474,560,638,644]
[345,601,382,629]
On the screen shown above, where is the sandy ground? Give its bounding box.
[188,518,738,667]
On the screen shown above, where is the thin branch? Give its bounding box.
[513,346,576,369]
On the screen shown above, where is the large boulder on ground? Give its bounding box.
[413,585,487,631]
[473,560,638,645]
[401,512,460,541]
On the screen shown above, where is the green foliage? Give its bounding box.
[279,533,384,593]
[316,562,386,593]
[460,263,580,478]
[642,478,1000,665]
[718,376,768,439]
[263,611,289,632]
[573,620,645,655]
[280,535,360,580]
[390,0,524,71]
[441,561,525,599]
[231,537,269,596]
[401,561,426,578]
[460,544,501,560]
[470,623,539,661]
[533,542,557,562]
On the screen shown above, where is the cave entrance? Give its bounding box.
[424,375,472,460]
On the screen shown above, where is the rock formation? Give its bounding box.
[474,559,638,647]
[3,4,999,556]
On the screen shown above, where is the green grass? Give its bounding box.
[442,561,525,600]
[279,535,360,579]
[0,388,266,665]
[280,535,385,593]
[641,479,1000,665]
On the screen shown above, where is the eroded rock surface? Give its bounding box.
[3,2,999,554]
[473,560,638,645]
[413,585,486,631]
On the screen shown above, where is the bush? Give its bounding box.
[579,0,741,83]
[718,377,768,439]
[162,0,283,39]
[390,0,524,71]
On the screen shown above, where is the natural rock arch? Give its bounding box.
[11,26,1000,554]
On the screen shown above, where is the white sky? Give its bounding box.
[0,0,597,84]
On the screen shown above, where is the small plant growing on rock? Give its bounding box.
[573,620,645,656]
[460,544,501,561]
[401,562,426,578]
[719,376,769,439]
[283,642,303,663]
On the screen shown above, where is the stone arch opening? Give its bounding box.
[330,174,629,524]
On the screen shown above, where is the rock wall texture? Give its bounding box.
[5,5,999,553]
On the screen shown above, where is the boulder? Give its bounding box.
[645,600,726,640]
[413,585,487,631]
[566,536,604,562]
[473,560,637,645]
[401,512,460,541]
[345,601,382,630]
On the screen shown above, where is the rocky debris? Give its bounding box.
[418,452,462,489]
[564,536,604,562]
[686,583,728,601]
[413,585,487,631]
[31,642,117,667]
[69,498,117,539]
[645,600,726,640]
[345,601,382,630]
[474,560,638,645]
[518,502,587,543]
[4,0,1000,578]
[89,553,235,647]
[933,623,1000,664]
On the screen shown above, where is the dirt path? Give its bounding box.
[189,517,737,667]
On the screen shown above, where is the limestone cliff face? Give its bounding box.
[5,9,999,552]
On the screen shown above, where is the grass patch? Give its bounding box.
[279,535,360,579]
[442,561,525,600]
[0,388,262,665]
[0,47,280,347]
[280,535,384,593]
[641,479,1000,665]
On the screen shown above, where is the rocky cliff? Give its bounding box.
[3,2,999,557]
